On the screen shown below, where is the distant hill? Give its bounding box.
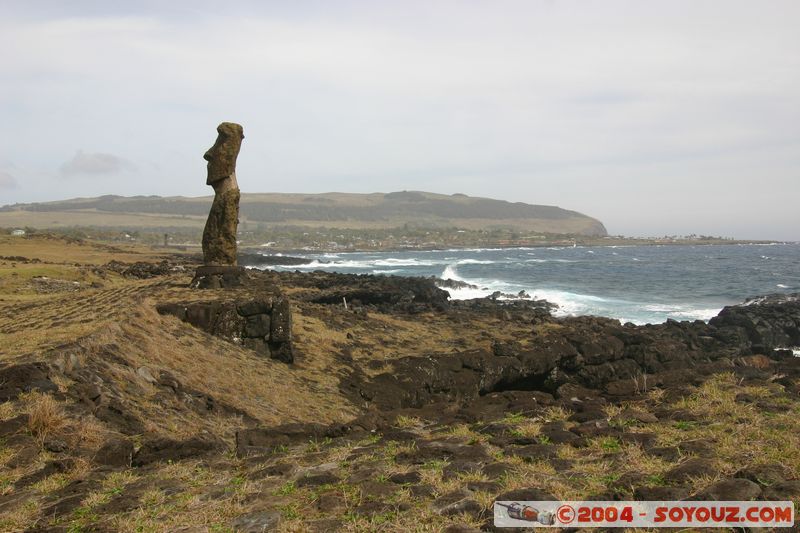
[0,191,607,236]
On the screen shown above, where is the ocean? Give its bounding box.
[258,243,800,325]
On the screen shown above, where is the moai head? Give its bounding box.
[204,122,244,186]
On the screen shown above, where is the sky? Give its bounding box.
[0,1,798,240]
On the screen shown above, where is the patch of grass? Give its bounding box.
[82,489,113,508]
[101,470,138,491]
[511,420,542,439]
[382,439,399,456]
[67,523,86,533]
[370,511,398,524]
[33,472,71,494]
[72,505,99,522]
[598,473,621,486]
[227,474,246,495]
[502,412,526,424]
[0,401,15,420]
[421,459,447,471]
[306,436,334,453]
[648,388,666,404]
[0,475,13,495]
[273,480,296,496]
[541,406,572,422]
[280,503,300,520]
[50,374,74,393]
[609,417,636,429]
[0,500,39,531]
[532,322,565,336]
[25,392,68,447]
[446,424,477,439]
[599,437,622,453]
[337,482,362,508]
[389,441,418,463]
[140,487,167,507]
[395,415,421,428]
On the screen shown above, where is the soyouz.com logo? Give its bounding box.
[493,501,795,528]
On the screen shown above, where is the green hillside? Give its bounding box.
[0,191,607,236]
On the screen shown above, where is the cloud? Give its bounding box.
[0,1,798,238]
[0,171,18,189]
[60,150,137,177]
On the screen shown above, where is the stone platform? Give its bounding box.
[156,293,293,364]
[191,265,249,289]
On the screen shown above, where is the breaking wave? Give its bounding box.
[258,243,799,325]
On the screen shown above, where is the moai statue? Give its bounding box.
[192,122,248,288]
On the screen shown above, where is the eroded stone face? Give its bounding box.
[204,122,244,186]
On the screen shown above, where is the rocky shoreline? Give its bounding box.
[246,269,800,417]
[233,278,800,529]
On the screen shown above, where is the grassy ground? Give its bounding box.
[0,234,798,532]
[2,373,797,531]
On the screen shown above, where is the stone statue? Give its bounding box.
[202,122,244,265]
[193,122,247,289]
